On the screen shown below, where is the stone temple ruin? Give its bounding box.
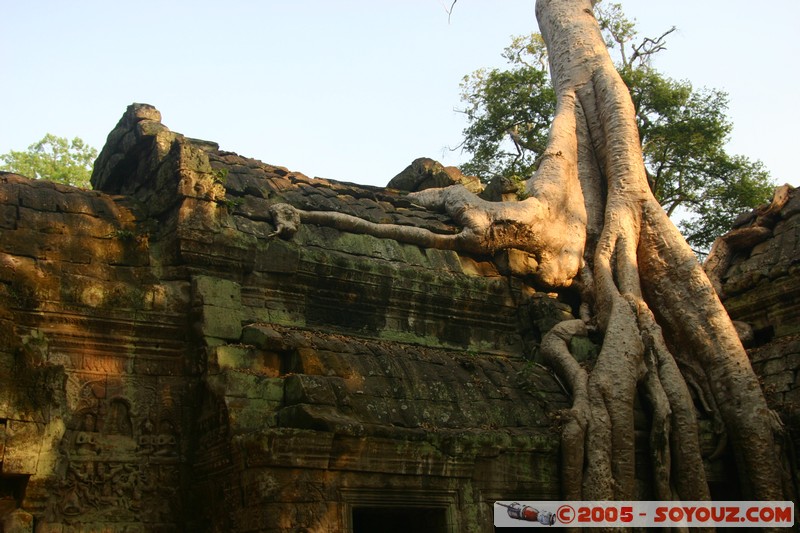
[0,104,798,532]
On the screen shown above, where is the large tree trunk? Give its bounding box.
[535,0,787,503]
[268,0,790,506]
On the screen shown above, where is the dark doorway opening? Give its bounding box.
[352,506,448,533]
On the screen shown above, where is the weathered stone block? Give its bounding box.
[761,357,788,376]
[763,370,794,393]
[294,346,326,375]
[277,404,363,434]
[776,318,800,337]
[221,371,283,401]
[494,248,540,278]
[388,157,483,194]
[260,378,285,403]
[226,398,280,432]
[523,293,575,343]
[213,345,251,370]
[233,216,275,240]
[780,194,800,219]
[1,508,33,533]
[241,324,288,351]
[29,523,62,533]
[237,429,334,469]
[459,255,501,277]
[787,352,800,370]
[2,420,43,475]
[141,281,191,312]
[783,387,800,410]
[284,374,337,406]
[198,305,244,341]
[0,204,17,229]
[132,355,183,376]
[569,335,599,363]
[193,275,242,308]
[423,248,463,272]
[16,183,62,212]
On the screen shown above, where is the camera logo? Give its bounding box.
[496,502,556,526]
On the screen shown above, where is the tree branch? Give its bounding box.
[444,0,457,24]
[630,26,677,66]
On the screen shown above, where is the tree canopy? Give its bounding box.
[457,2,774,251]
[0,134,97,189]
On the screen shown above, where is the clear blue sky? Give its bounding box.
[2,1,798,188]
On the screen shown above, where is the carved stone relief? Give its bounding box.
[42,375,183,528]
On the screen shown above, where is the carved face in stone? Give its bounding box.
[82,413,97,432]
[141,417,155,434]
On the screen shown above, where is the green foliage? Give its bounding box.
[624,65,774,249]
[111,229,136,241]
[457,2,775,252]
[213,167,229,184]
[459,35,554,180]
[0,134,97,189]
[678,156,773,249]
[596,1,635,52]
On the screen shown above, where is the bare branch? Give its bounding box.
[445,138,467,153]
[443,0,458,24]
[630,26,677,66]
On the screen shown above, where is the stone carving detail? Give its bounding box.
[41,376,183,528]
[57,460,179,523]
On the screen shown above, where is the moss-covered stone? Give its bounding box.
[192,275,241,308]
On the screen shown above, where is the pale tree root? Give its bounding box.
[540,319,590,502]
[261,0,791,507]
[265,174,790,507]
[635,301,710,501]
[535,0,789,504]
[540,299,710,506]
[639,200,790,502]
[583,293,642,501]
[677,360,728,461]
[268,75,588,290]
[267,178,584,289]
[639,330,673,501]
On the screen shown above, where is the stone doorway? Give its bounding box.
[341,488,457,532]
[352,506,449,533]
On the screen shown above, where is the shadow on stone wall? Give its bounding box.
[1,104,796,532]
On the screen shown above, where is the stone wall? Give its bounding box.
[716,185,800,474]
[2,103,791,532]
[0,172,194,531]
[1,104,573,532]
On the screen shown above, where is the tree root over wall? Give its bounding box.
[268,0,794,511]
